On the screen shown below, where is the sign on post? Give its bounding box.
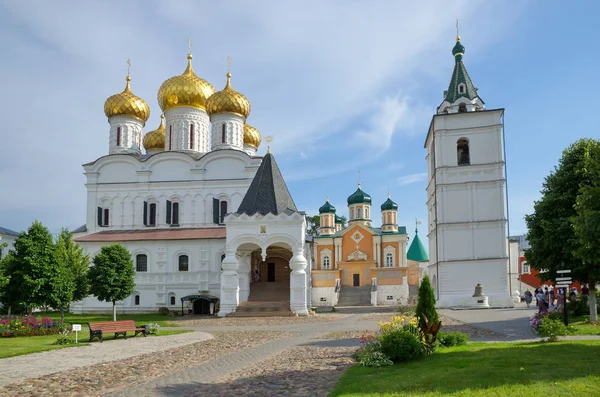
[556,277,572,282]
[557,270,571,274]
[72,324,82,343]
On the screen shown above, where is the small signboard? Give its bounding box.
[557,270,571,274]
[72,324,82,343]
[556,277,572,282]
[556,283,571,287]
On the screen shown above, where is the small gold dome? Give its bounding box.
[206,73,251,118]
[244,123,261,148]
[143,115,166,151]
[104,76,150,123]
[157,54,215,112]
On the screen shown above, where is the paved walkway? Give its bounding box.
[0,331,213,387]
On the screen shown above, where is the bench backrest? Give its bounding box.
[89,320,138,331]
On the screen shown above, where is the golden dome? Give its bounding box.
[157,54,215,112]
[244,123,261,148]
[104,76,150,123]
[206,73,250,118]
[143,115,166,152]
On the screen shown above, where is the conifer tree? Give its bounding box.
[415,274,438,329]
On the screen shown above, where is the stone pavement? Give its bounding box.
[0,331,213,387]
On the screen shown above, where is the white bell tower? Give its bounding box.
[425,34,512,308]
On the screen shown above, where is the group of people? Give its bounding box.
[523,285,589,314]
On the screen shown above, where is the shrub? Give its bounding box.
[415,275,438,331]
[158,307,170,315]
[538,317,573,342]
[146,323,160,335]
[53,330,75,345]
[438,331,469,347]
[379,327,426,362]
[354,335,393,367]
[397,303,417,316]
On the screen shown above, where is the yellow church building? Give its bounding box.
[311,184,428,306]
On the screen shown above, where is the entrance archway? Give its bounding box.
[249,245,292,303]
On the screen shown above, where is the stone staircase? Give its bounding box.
[337,285,372,306]
[228,282,293,317]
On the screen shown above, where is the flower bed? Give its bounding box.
[530,312,574,342]
[0,315,65,337]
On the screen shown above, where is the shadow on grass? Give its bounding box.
[331,341,600,396]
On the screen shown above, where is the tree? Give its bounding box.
[54,229,90,320]
[526,138,600,321]
[88,244,135,321]
[307,215,320,236]
[415,274,438,330]
[339,215,348,228]
[0,242,9,289]
[6,221,68,312]
[572,142,600,322]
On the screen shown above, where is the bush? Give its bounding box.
[379,327,426,362]
[146,323,160,335]
[438,331,469,347]
[415,275,438,331]
[538,317,573,342]
[158,307,170,315]
[397,303,417,316]
[53,330,75,345]
[568,296,589,317]
[354,335,393,367]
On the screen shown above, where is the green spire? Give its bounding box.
[407,228,429,262]
[444,36,482,104]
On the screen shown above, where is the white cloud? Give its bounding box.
[397,173,428,186]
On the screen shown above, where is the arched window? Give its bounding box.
[458,83,466,94]
[457,138,470,166]
[385,253,393,267]
[116,127,122,146]
[169,125,172,150]
[166,200,180,225]
[189,124,194,149]
[323,256,330,270]
[357,207,362,218]
[350,208,354,219]
[220,200,228,224]
[136,254,148,272]
[169,294,176,305]
[134,295,140,305]
[179,255,189,272]
[143,201,157,226]
[458,103,467,113]
[222,124,226,143]
[365,207,369,219]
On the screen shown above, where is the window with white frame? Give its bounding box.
[323,255,330,270]
[357,207,362,218]
[143,200,157,226]
[134,294,140,305]
[458,83,466,94]
[179,255,189,272]
[166,199,180,226]
[136,254,148,272]
[385,253,393,267]
[169,293,176,306]
[522,261,530,274]
[97,206,110,227]
[365,207,369,218]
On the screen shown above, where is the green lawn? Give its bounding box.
[0,329,191,359]
[36,312,180,327]
[331,341,600,397]
[569,315,600,335]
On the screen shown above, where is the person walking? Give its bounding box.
[524,289,533,307]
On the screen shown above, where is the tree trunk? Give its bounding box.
[7,305,11,317]
[60,307,65,323]
[589,283,598,323]
[112,301,117,321]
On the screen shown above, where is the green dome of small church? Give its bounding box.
[407,229,429,262]
[335,215,342,224]
[347,184,372,205]
[319,198,336,214]
[380,196,398,211]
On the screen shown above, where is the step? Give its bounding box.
[227,310,294,317]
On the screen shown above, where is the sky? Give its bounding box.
[1,1,599,244]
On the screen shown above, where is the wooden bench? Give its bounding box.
[88,320,147,343]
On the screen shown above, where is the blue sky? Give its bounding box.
[0,1,598,244]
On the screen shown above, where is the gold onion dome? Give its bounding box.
[206,72,251,118]
[244,123,261,148]
[104,76,150,122]
[143,115,166,151]
[157,54,215,112]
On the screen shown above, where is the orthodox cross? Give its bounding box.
[188,38,192,54]
[127,59,131,77]
[227,56,231,74]
[358,170,361,188]
[265,136,273,153]
[456,19,460,41]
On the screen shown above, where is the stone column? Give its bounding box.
[218,247,240,317]
[238,252,251,302]
[289,247,309,316]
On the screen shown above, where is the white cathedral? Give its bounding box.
[73,34,513,315]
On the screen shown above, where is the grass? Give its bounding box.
[331,341,600,397]
[0,329,192,359]
[36,312,180,327]
[569,314,600,336]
